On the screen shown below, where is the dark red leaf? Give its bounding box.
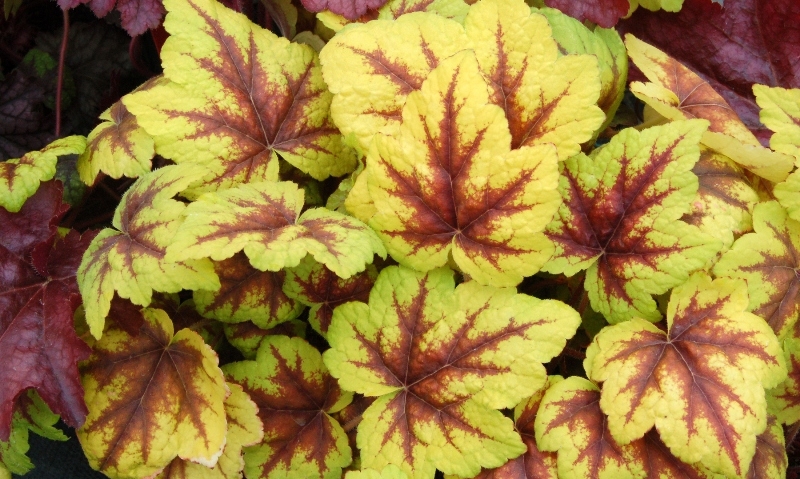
[544,0,630,28]
[300,0,388,21]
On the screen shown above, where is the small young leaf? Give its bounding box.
[541,0,630,28]
[768,335,800,425]
[0,391,67,476]
[754,85,800,163]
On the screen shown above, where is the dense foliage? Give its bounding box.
[2,0,800,478]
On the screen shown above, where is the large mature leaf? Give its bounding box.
[77,164,220,338]
[543,120,720,323]
[625,34,793,183]
[223,336,353,479]
[0,391,67,477]
[166,181,385,278]
[125,0,355,198]
[714,201,800,340]
[323,266,580,478]
[584,273,787,477]
[0,181,95,441]
[618,0,800,143]
[0,136,86,212]
[77,308,229,479]
[367,51,560,286]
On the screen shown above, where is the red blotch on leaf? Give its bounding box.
[544,0,630,28]
[300,0,388,21]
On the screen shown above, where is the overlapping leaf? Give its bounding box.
[367,51,560,286]
[224,319,306,359]
[301,0,387,20]
[58,0,165,38]
[283,256,377,336]
[543,120,720,323]
[194,252,303,329]
[743,414,787,479]
[77,307,229,479]
[754,85,800,163]
[714,201,800,340]
[541,0,629,28]
[166,181,385,279]
[125,0,355,198]
[0,180,95,441]
[223,336,353,479]
[768,336,800,425]
[625,34,793,182]
[154,383,264,479]
[323,266,580,478]
[585,273,787,477]
[315,0,470,33]
[0,391,67,477]
[0,136,86,212]
[77,164,220,338]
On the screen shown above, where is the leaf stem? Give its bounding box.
[55,8,69,137]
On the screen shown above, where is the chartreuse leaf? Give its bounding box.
[0,135,86,212]
[77,164,220,339]
[625,34,793,183]
[754,85,800,164]
[315,0,469,33]
[154,382,264,479]
[77,77,163,185]
[77,308,228,479]
[714,201,800,340]
[544,120,720,323]
[125,0,354,198]
[0,391,67,477]
[223,335,353,479]
[283,256,377,336]
[346,465,408,479]
[166,181,385,278]
[585,273,787,477]
[367,51,560,286]
[323,266,580,478]
[769,336,800,425]
[194,252,303,329]
[465,0,604,160]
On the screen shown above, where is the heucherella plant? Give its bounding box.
[3,0,800,477]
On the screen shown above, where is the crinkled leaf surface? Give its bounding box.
[125,0,354,197]
[714,201,800,340]
[543,120,719,323]
[167,181,385,278]
[154,382,264,479]
[194,252,303,329]
[77,164,220,338]
[618,0,800,144]
[367,51,560,286]
[0,180,95,441]
[585,273,786,477]
[77,308,228,479]
[625,34,793,183]
[283,256,377,336]
[0,391,67,476]
[347,465,409,479]
[0,136,86,213]
[223,335,353,479]
[755,85,800,163]
[323,266,580,478]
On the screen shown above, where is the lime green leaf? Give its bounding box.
[194,252,304,329]
[224,319,306,359]
[323,266,580,478]
[125,0,355,198]
[585,273,787,477]
[0,135,86,212]
[78,308,229,479]
[316,0,469,33]
[774,171,800,222]
[543,120,720,323]
[77,164,220,338]
[714,201,800,340]
[367,51,560,286]
[465,0,604,160]
[0,391,66,476]
[347,465,409,479]
[154,382,264,479]
[223,336,353,479]
[166,181,385,278]
[754,85,800,164]
[625,34,793,183]
[768,335,800,425]
[283,256,378,336]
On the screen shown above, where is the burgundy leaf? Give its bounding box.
[300,0,388,21]
[544,0,630,28]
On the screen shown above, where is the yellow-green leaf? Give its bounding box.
[754,84,800,164]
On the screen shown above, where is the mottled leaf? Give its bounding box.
[367,51,560,286]
[77,308,229,479]
[77,164,220,339]
[714,201,800,340]
[315,0,469,33]
[0,136,86,213]
[743,414,787,479]
[125,0,354,197]
[543,120,720,323]
[223,335,353,479]
[194,252,303,329]
[585,273,787,477]
[324,266,580,478]
[224,319,306,360]
[283,256,377,336]
[768,336,800,425]
[0,181,94,440]
[625,34,793,183]
[167,181,385,279]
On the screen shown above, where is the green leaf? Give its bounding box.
[754,85,800,165]
[0,391,67,476]
[323,266,580,478]
[768,335,800,425]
